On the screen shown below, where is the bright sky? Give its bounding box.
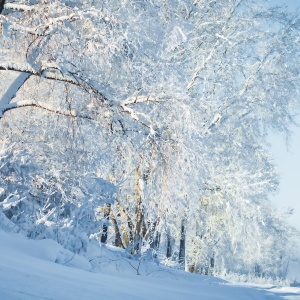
[269,0,300,231]
[270,127,300,231]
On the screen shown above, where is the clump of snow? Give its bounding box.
[0,187,5,198]
[1,194,22,210]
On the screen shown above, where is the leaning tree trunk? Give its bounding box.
[110,207,125,248]
[116,202,134,248]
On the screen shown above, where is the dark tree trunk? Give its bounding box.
[178,220,186,265]
[0,0,5,14]
[210,256,215,269]
[100,203,111,243]
[154,231,161,249]
[254,264,262,277]
[166,233,172,258]
[101,223,108,243]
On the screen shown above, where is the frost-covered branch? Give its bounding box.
[0,63,108,100]
[2,100,94,120]
[4,3,34,12]
[120,94,166,134]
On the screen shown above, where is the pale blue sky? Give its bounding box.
[269,0,300,231]
[274,0,299,10]
[270,126,300,231]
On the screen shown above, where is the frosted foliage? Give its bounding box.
[0,0,300,280]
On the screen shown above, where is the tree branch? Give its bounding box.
[0,65,108,103]
[2,100,94,120]
[4,3,34,12]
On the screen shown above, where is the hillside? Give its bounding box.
[0,230,299,300]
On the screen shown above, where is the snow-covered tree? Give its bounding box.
[0,0,299,279]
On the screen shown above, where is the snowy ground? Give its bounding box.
[0,230,299,300]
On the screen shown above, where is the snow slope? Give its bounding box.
[0,230,299,300]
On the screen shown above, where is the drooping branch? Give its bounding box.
[2,100,94,120]
[0,70,161,129]
[0,63,112,118]
[0,64,108,103]
[0,65,160,135]
[120,93,167,134]
[0,57,99,119]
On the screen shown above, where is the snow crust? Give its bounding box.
[0,230,299,300]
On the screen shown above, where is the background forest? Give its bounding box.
[0,0,300,282]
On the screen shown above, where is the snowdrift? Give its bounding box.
[0,230,300,300]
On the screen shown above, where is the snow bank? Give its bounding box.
[0,230,299,300]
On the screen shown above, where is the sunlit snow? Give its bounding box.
[0,230,299,300]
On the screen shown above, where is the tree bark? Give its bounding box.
[0,0,5,14]
[116,202,134,249]
[100,203,111,243]
[166,233,172,258]
[134,165,144,253]
[110,210,125,248]
[178,220,186,265]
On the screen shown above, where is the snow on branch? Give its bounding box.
[1,11,78,36]
[120,93,165,134]
[0,62,35,73]
[2,100,94,120]
[0,63,110,119]
[0,63,108,103]
[120,102,154,133]
[122,94,166,106]
[4,3,34,12]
